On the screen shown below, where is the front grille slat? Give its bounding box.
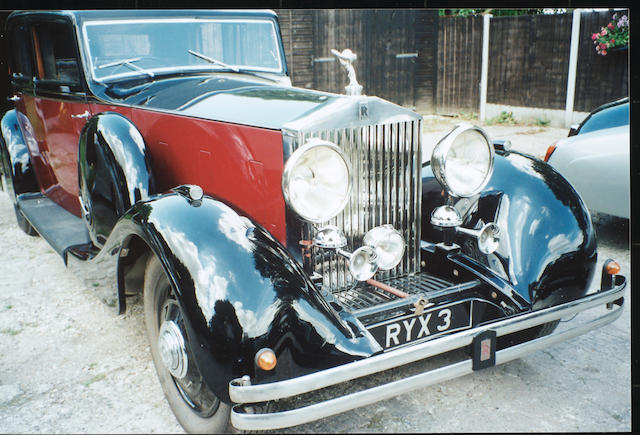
[298,119,422,294]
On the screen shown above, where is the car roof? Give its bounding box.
[8,9,279,25]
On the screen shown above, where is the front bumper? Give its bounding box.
[229,274,626,430]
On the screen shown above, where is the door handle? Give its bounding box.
[71,110,90,119]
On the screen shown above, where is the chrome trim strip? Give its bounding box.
[230,292,623,430]
[230,281,625,406]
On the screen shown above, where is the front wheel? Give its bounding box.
[144,255,231,434]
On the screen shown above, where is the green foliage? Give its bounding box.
[486,111,517,125]
[534,117,550,127]
[439,9,556,17]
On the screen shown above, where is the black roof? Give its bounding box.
[8,9,279,25]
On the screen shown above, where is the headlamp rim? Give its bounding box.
[431,123,495,198]
[281,138,352,223]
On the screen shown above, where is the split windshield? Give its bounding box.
[82,18,284,82]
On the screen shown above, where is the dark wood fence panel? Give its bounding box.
[574,9,628,112]
[488,14,572,110]
[414,10,439,114]
[436,16,483,115]
[276,9,438,111]
[276,9,315,89]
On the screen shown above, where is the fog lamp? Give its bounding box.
[347,246,379,281]
[363,224,405,270]
[313,225,347,249]
[255,348,277,371]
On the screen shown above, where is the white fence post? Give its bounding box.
[565,9,581,128]
[479,14,491,122]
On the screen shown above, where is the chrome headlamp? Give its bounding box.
[431,124,495,197]
[282,139,352,223]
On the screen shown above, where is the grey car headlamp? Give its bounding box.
[431,124,495,198]
[282,139,352,223]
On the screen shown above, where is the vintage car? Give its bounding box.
[544,98,630,219]
[0,9,627,433]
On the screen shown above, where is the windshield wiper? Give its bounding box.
[188,50,240,72]
[97,57,154,78]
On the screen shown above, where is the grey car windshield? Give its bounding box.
[82,18,284,81]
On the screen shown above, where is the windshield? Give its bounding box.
[82,18,284,82]
[579,102,629,135]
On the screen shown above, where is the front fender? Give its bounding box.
[422,151,597,308]
[104,191,379,402]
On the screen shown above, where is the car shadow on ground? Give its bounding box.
[592,213,629,252]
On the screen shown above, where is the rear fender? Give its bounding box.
[0,110,39,200]
[80,191,378,402]
[422,151,597,308]
[78,112,155,247]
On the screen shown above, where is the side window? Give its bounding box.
[32,22,81,84]
[9,23,35,79]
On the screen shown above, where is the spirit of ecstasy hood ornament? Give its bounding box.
[331,48,363,96]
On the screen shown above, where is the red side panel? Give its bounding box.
[92,104,287,244]
[17,95,89,217]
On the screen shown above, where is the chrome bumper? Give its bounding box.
[229,276,626,430]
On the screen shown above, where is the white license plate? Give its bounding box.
[368,300,472,350]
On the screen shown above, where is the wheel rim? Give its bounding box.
[157,285,220,418]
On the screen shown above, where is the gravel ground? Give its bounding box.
[0,120,631,433]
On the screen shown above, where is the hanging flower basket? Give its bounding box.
[592,12,628,56]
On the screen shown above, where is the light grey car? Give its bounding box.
[545,98,629,219]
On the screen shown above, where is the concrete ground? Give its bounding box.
[0,119,631,433]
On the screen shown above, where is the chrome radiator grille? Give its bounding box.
[298,119,422,292]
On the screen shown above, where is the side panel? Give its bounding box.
[91,104,287,245]
[29,96,90,217]
[421,151,597,308]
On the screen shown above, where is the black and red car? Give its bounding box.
[0,9,627,433]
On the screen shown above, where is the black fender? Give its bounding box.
[78,112,155,248]
[75,190,379,403]
[0,110,39,201]
[422,151,597,309]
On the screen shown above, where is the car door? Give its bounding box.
[29,18,90,217]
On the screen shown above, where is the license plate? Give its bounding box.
[368,301,472,350]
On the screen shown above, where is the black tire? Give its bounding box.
[13,202,38,236]
[144,255,231,434]
[497,320,559,350]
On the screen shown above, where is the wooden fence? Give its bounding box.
[278,9,628,116]
[276,9,439,113]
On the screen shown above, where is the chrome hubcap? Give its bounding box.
[158,320,188,379]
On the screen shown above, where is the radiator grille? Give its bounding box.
[298,120,422,292]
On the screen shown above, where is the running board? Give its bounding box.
[17,193,90,258]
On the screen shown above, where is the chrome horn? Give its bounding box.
[311,225,379,281]
[456,223,501,254]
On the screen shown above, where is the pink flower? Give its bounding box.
[600,43,607,49]
[608,22,615,30]
[601,29,607,36]
[602,50,607,55]
[592,33,598,40]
